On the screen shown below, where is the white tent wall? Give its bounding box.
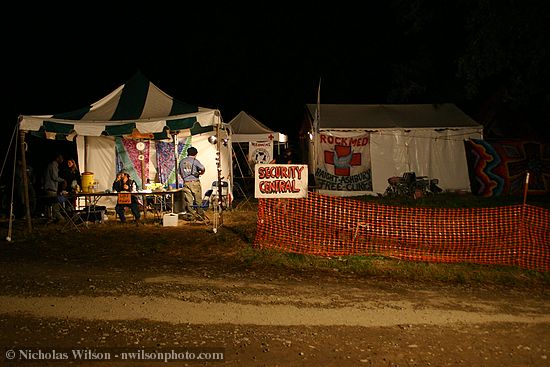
[311,128,482,197]
[370,128,482,193]
[76,136,117,208]
[423,128,482,191]
[76,132,232,209]
[369,131,410,194]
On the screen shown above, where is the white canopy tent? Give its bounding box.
[305,103,483,196]
[225,111,288,196]
[226,110,288,144]
[14,72,231,233]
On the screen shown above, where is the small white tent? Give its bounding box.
[226,111,287,194]
[18,72,231,208]
[305,103,483,196]
[226,110,287,144]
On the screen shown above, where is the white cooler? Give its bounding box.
[163,213,179,227]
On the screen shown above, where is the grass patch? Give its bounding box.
[239,246,550,287]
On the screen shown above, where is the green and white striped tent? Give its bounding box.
[16,72,231,208]
[19,72,221,138]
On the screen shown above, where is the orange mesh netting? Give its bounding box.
[254,192,550,272]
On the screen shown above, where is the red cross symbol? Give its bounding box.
[324,145,362,176]
[268,134,274,140]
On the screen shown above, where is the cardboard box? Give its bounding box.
[163,213,179,227]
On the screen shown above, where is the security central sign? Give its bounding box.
[254,164,308,198]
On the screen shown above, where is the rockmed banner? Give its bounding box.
[254,164,308,198]
[315,132,372,191]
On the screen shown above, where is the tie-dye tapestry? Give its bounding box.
[115,138,151,189]
[464,139,550,196]
[155,137,192,187]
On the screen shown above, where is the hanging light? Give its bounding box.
[208,135,217,144]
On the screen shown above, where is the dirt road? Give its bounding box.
[1,260,549,366]
[0,216,549,366]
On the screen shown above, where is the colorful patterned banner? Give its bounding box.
[155,137,192,186]
[115,138,150,189]
[465,139,550,196]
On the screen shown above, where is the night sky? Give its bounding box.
[4,1,550,155]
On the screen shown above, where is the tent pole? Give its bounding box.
[173,132,179,189]
[231,142,253,209]
[312,79,321,192]
[140,144,145,187]
[19,130,32,233]
[216,124,223,212]
[212,123,223,233]
[84,136,88,172]
[238,142,254,176]
[140,143,146,220]
[5,124,19,241]
[227,131,234,205]
[238,142,252,189]
[234,143,246,177]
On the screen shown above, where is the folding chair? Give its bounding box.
[58,195,88,232]
[193,189,213,211]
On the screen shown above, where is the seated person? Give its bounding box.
[112,171,141,223]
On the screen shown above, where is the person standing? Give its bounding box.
[178,146,207,221]
[270,147,295,164]
[60,159,81,192]
[43,153,65,222]
[60,158,81,208]
[275,147,295,164]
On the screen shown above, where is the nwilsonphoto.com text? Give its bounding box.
[3,347,225,363]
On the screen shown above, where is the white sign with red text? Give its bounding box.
[254,164,308,198]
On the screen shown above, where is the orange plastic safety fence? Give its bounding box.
[254,192,550,272]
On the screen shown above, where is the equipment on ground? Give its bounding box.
[384,172,443,199]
